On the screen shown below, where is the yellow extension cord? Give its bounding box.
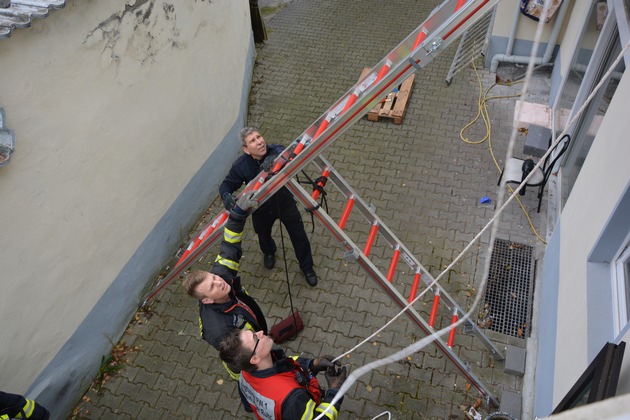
[460,62,547,244]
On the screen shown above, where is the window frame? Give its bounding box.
[612,233,630,334]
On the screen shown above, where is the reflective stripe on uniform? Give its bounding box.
[300,399,316,420]
[197,315,204,337]
[315,402,338,420]
[14,398,35,419]
[215,255,239,271]
[223,227,242,244]
[222,360,240,380]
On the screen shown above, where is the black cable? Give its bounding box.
[276,197,300,341]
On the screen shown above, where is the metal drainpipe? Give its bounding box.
[490,0,570,72]
[505,0,522,57]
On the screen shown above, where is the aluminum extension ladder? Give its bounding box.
[141,0,505,406]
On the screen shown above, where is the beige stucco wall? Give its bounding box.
[554,70,630,403]
[493,0,563,42]
[555,1,593,76]
[0,0,250,393]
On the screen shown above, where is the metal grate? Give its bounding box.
[480,239,534,338]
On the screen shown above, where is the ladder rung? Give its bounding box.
[338,196,355,229]
[363,221,379,257]
[447,308,459,348]
[340,93,359,114]
[429,289,441,327]
[412,28,428,50]
[386,245,401,282]
[176,211,228,266]
[312,168,330,200]
[313,115,331,140]
[408,271,422,303]
[375,60,392,83]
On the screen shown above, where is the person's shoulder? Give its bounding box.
[232,153,249,165]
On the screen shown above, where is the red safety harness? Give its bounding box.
[241,358,322,419]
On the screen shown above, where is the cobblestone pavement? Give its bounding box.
[74,0,550,418]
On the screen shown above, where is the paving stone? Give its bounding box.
[154,390,182,412]
[112,396,144,419]
[153,373,179,394]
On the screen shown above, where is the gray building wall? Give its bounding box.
[0,1,254,417]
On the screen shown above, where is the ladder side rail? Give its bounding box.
[287,178,501,406]
[140,214,228,307]
[311,156,505,360]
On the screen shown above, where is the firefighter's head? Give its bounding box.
[183,270,231,304]
[240,127,267,161]
[219,328,274,373]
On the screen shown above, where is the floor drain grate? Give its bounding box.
[480,239,534,338]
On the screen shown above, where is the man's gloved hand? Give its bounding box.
[311,355,339,374]
[232,191,258,215]
[222,193,236,211]
[324,365,348,390]
[261,154,278,172]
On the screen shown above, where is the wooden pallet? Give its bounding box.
[359,67,415,124]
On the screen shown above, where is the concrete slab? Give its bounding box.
[524,125,551,157]
[505,345,527,376]
[499,389,522,419]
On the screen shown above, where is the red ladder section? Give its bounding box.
[141,0,504,406]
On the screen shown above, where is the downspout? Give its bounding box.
[490,0,570,72]
[505,0,522,57]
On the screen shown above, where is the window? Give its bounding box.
[612,236,630,334]
[552,2,626,206]
[552,341,626,414]
[587,182,630,348]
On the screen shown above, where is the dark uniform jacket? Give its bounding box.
[0,391,50,420]
[199,211,267,350]
[239,349,343,420]
[219,144,294,210]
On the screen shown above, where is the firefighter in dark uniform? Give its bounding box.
[219,127,318,287]
[219,328,348,419]
[0,391,50,420]
[183,192,268,379]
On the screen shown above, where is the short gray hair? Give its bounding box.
[239,127,259,147]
